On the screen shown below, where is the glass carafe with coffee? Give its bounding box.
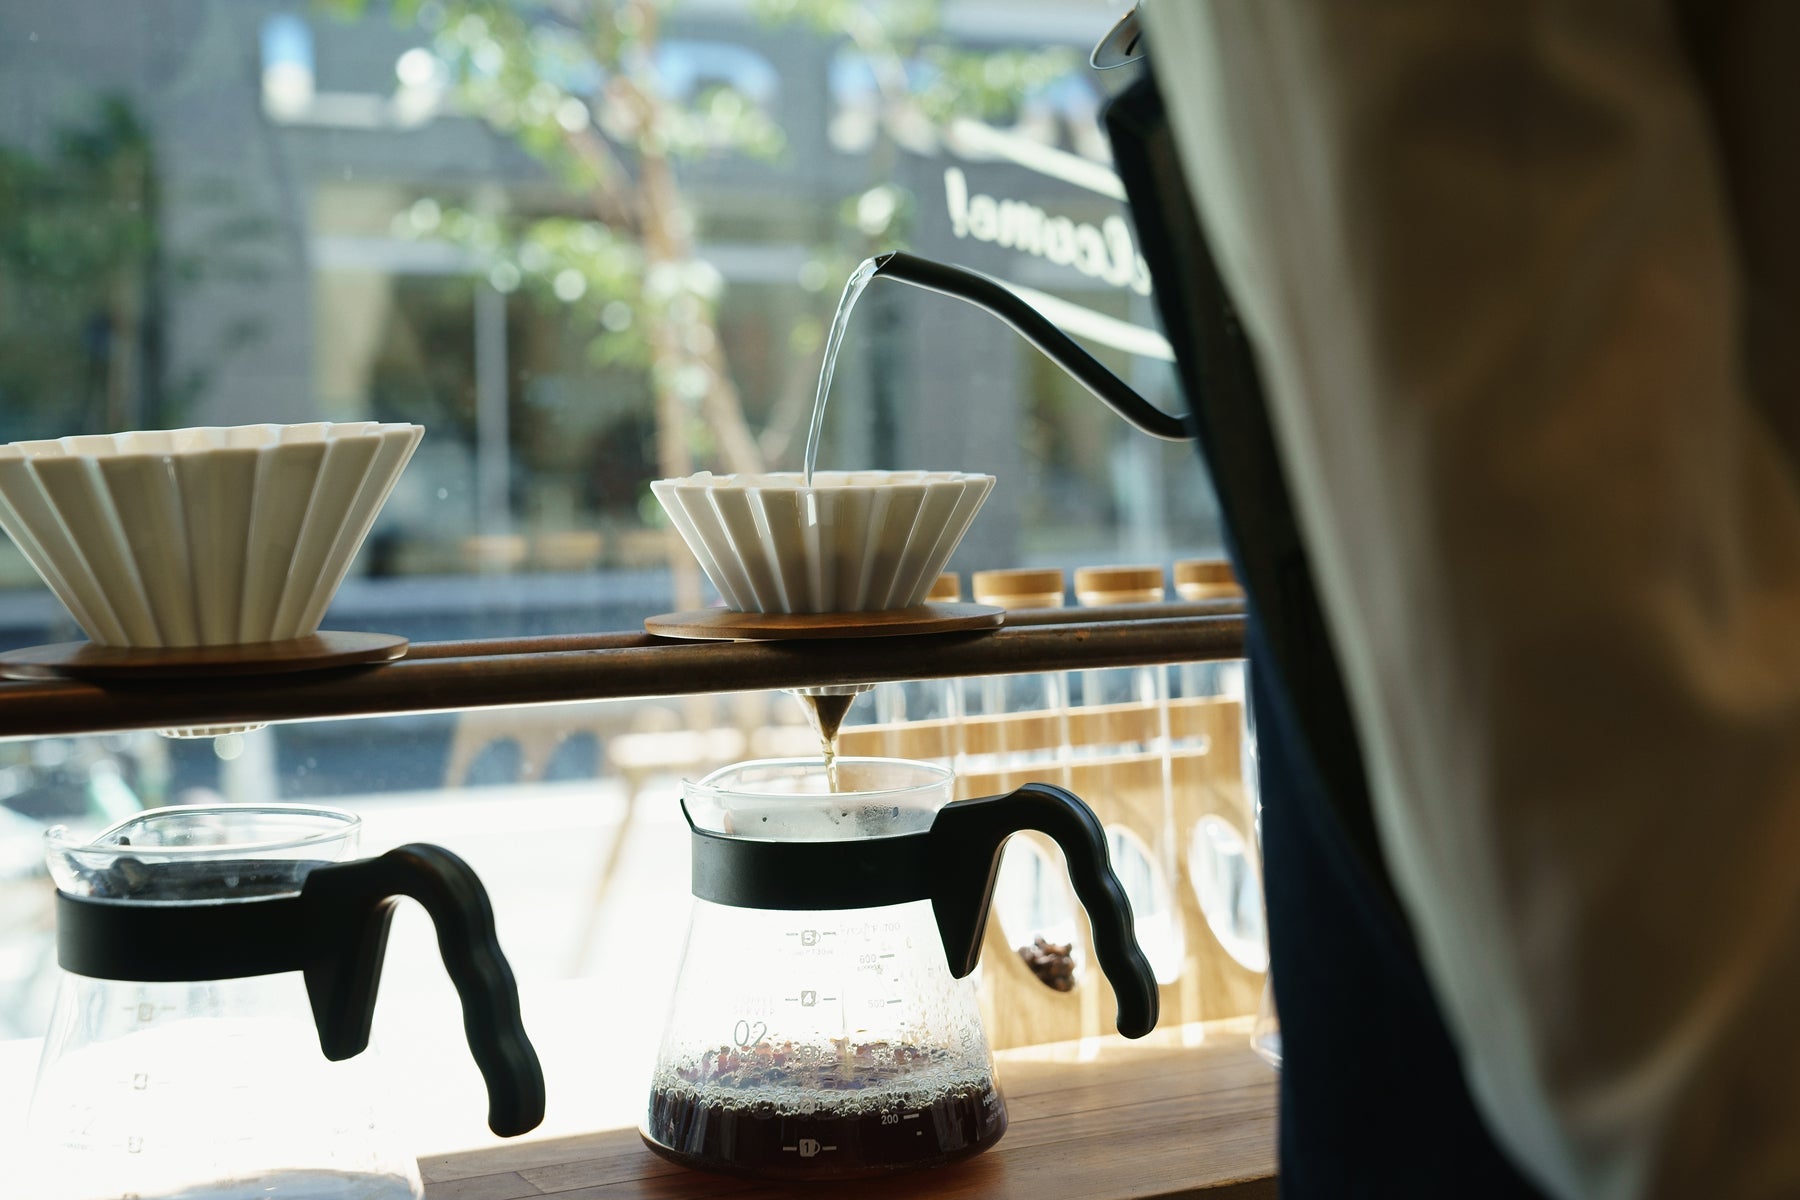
[639,248,1210,1179]
[643,755,1158,1180]
[29,804,545,1200]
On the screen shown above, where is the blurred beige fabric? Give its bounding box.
[1143,3,1800,1197]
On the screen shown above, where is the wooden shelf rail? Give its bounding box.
[0,604,1245,740]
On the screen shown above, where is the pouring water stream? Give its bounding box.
[802,256,882,488]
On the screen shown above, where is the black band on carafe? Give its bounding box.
[685,801,935,911]
[57,885,320,982]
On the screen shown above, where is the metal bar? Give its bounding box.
[473,278,511,539]
[403,631,655,659]
[401,601,1243,658]
[0,612,1245,741]
[999,600,1240,626]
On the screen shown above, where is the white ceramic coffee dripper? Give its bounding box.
[0,422,422,648]
[651,469,994,615]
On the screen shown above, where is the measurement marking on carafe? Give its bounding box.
[902,1112,921,1120]
[783,1139,838,1157]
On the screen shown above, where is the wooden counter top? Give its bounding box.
[421,1019,1277,1200]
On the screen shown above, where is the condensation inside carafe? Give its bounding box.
[694,758,946,841]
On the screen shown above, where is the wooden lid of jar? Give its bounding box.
[1074,565,1165,606]
[1173,558,1243,601]
[972,567,1066,609]
[926,572,962,603]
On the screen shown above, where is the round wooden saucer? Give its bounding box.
[0,631,410,681]
[644,603,1004,642]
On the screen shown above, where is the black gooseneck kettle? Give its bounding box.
[856,249,1195,444]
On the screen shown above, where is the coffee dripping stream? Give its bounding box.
[790,685,862,791]
[787,250,1195,785]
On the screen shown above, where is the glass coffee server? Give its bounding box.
[29,805,544,1200]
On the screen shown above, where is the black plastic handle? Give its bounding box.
[927,783,1160,1038]
[300,844,546,1137]
[871,250,1194,442]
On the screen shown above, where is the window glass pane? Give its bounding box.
[0,0,1249,1166]
[0,0,1218,649]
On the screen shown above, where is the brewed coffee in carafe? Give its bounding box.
[644,757,1157,1181]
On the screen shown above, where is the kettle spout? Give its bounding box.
[869,251,1193,442]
